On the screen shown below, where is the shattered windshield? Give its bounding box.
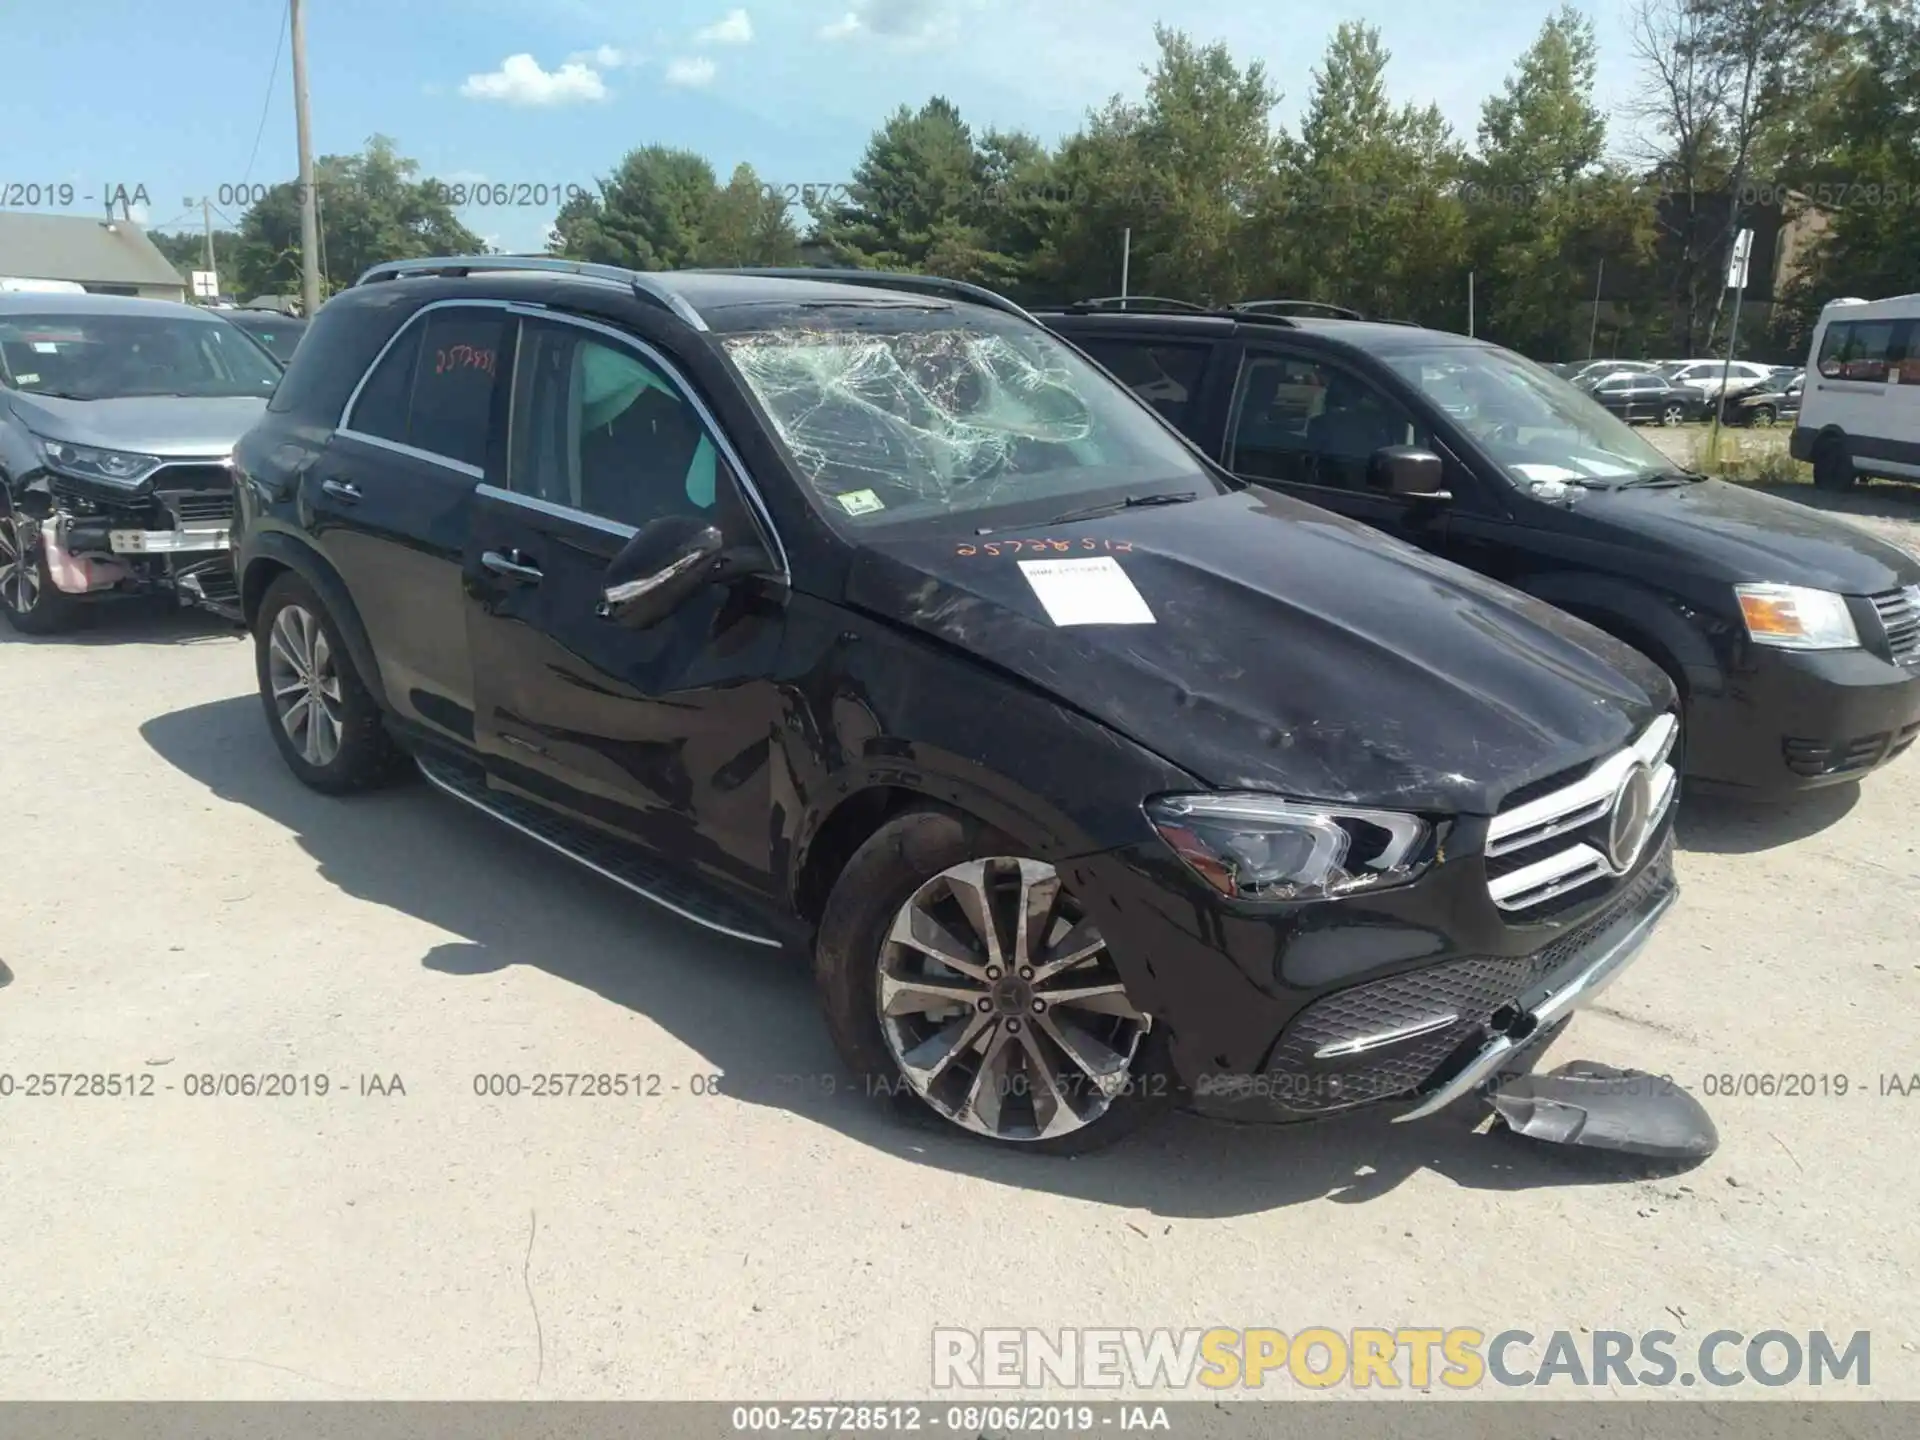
[1384,344,1678,485]
[719,308,1223,529]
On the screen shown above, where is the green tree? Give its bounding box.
[551,148,800,269]
[147,228,244,295]
[231,135,482,301]
[806,97,1030,286]
[1265,22,1468,323]
[1770,1,1920,346]
[1463,8,1657,357]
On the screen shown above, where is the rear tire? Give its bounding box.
[1813,434,1856,492]
[0,505,83,635]
[1660,403,1686,427]
[813,805,1172,1154]
[254,573,408,794]
[1749,404,1776,427]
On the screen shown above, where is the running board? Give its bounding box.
[415,754,784,948]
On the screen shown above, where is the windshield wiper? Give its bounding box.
[16,388,95,400]
[1616,468,1707,488]
[1045,491,1198,525]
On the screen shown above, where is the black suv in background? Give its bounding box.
[1039,300,1920,798]
[233,258,1683,1153]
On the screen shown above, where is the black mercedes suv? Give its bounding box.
[1039,299,1920,799]
[233,258,1681,1153]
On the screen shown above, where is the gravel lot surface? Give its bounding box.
[3,568,1918,1401]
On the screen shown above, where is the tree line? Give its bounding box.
[154,0,1918,363]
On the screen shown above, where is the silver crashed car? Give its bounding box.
[0,293,281,632]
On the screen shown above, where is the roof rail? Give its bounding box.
[686,267,1040,325]
[1231,299,1365,320]
[1060,295,1209,314]
[352,255,709,331]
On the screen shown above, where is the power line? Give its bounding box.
[239,0,291,190]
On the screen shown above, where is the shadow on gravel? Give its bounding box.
[1737,478,1920,527]
[0,600,241,648]
[141,693,1695,1218]
[1674,783,1859,855]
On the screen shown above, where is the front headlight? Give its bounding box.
[1145,793,1433,903]
[1734,582,1860,651]
[34,435,163,488]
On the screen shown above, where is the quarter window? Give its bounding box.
[1229,353,1423,493]
[345,321,421,444]
[507,320,723,530]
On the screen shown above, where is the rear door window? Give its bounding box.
[405,309,505,468]
[1073,337,1210,433]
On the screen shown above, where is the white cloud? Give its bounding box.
[695,9,753,44]
[664,56,718,87]
[460,53,609,105]
[565,43,643,68]
[817,0,954,44]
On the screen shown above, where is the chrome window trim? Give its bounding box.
[498,304,790,580]
[336,429,486,479]
[474,483,635,541]
[336,297,518,454]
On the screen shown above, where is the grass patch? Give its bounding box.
[1685,424,1811,484]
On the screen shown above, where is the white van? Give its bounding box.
[1792,293,1920,491]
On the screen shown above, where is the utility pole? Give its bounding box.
[290,0,321,315]
[1708,228,1754,463]
[201,198,217,292]
[1119,227,1131,305]
[1467,270,1475,338]
[1586,258,1605,360]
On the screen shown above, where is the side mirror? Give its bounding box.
[1369,445,1451,500]
[598,516,727,629]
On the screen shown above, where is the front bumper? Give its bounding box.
[1060,822,1679,1125]
[1687,645,1920,796]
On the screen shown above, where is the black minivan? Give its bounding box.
[234,259,1683,1153]
[1041,303,1920,798]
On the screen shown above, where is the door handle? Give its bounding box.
[320,478,362,503]
[482,549,544,583]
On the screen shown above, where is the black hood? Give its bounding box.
[1572,479,1920,594]
[844,489,1671,814]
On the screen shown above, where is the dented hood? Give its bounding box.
[845,489,1672,813]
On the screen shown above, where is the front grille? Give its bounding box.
[157,491,236,525]
[1869,587,1920,668]
[1258,839,1675,1115]
[1784,722,1920,777]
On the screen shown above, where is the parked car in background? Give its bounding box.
[1726,370,1803,427]
[1791,293,1920,492]
[233,256,1687,1153]
[0,292,279,630]
[1583,372,1705,426]
[220,308,308,364]
[1663,358,1777,399]
[1038,299,1920,799]
[1567,359,1662,388]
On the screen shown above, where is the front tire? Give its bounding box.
[254,573,408,793]
[0,506,82,635]
[1660,403,1686,427]
[813,806,1171,1154]
[1749,404,1776,427]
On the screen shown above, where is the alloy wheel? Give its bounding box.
[876,856,1150,1142]
[1662,405,1685,426]
[267,603,345,766]
[0,513,40,615]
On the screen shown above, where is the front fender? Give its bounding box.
[1512,570,1723,699]
[239,527,390,711]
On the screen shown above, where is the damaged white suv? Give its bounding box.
[0,293,282,633]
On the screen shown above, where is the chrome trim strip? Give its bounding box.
[1487,714,1678,858]
[337,297,521,430]
[1393,884,1677,1122]
[601,540,715,609]
[497,310,791,581]
[474,483,636,540]
[416,759,783,949]
[335,428,486,479]
[1488,844,1609,909]
[1313,1012,1461,1061]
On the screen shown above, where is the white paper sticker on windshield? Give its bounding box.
[1512,463,1583,483]
[1018,556,1155,626]
[15,373,38,385]
[31,342,58,353]
[1571,456,1635,477]
[835,488,885,516]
